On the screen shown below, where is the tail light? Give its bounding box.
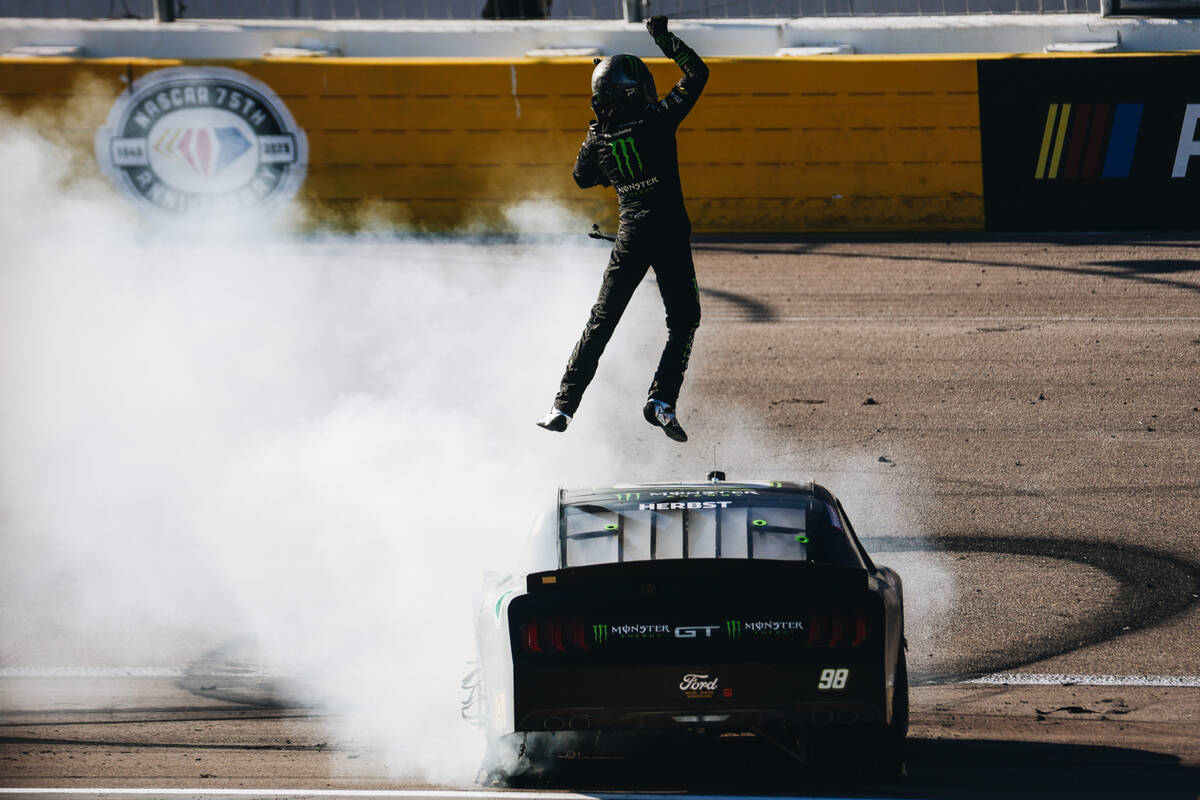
[517,615,590,654]
[806,611,828,647]
[520,621,541,654]
[545,617,565,653]
[852,614,869,647]
[566,616,589,651]
[807,608,872,648]
[830,613,850,647]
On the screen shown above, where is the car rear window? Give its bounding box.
[561,493,865,569]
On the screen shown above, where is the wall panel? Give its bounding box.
[0,55,985,232]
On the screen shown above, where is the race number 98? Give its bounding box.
[818,668,849,690]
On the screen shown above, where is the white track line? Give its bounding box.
[707,316,1200,323]
[0,668,185,678]
[963,673,1200,687]
[0,792,862,800]
[0,667,289,678]
[0,793,572,798]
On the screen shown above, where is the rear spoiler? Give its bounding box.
[527,558,869,595]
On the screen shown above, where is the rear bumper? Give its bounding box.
[518,701,885,732]
[514,657,887,733]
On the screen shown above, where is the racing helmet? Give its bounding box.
[590,54,658,118]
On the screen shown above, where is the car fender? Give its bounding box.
[473,575,525,737]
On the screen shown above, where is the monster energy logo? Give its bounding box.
[725,619,805,639]
[591,622,670,644]
[615,492,641,501]
[608,136,643,179]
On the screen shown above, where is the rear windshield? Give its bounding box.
[560,492,865,569]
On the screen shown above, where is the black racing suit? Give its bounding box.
[553,32,709,417]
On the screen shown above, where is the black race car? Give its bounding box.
[469,474,908,779]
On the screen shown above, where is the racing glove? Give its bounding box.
[647,15,669,43]
[648,15,691,62]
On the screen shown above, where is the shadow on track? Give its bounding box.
[864,535,1200,682]
[500,735,1198,799]
[809,246,1200,295]
[699,286,776,322]
[690,235,1200,295]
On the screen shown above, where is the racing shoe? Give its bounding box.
[643,399,688,443]
[536,408,572,432]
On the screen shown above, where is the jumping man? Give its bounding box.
[536,15,708,443]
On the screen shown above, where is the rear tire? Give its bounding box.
[875,647,909,779]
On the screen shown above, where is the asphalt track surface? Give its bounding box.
[2,235,1198,798]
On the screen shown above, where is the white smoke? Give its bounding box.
[0,115,658,782]
[0,114,953,784]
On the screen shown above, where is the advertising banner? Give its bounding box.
[978,55,1200,231]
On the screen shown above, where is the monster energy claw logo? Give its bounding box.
[593,624,608,643]
[609,136,643,179]
[726,620,741,639]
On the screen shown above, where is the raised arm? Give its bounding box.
[647,16,709,126]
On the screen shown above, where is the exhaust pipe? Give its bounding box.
[543,716,565,731]
[569,715,592,730]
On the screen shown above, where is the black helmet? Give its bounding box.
[590,54,657,118]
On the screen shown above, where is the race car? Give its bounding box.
[466,474,908,779]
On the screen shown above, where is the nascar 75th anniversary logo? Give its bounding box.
[95,67,308,215]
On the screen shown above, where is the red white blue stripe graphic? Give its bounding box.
[1035,102,1144,180]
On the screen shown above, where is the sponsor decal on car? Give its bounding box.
[638,500,734,511]
[592,619,806,645]
[95,66,308,216]
[679,672,720,699]
[674,625,720,638]
[646,490,760,497]
[725,619,806,639]
[592,623,671,643]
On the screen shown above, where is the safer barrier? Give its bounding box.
[5,52,1194,231]
[0,54,987,233]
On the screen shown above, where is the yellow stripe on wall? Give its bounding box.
[1035,103,1059,180]
[1047,102,1071,180]
[0,55,985,233]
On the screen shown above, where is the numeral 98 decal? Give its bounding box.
[818,668,849,690]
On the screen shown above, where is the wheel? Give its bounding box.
[892,646,909,738]
[875,647,909,779]
[479,733,548,786]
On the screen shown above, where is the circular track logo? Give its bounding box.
[95,67,308,215]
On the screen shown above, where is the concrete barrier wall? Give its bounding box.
[0,54,981,232]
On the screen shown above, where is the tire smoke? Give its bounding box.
[0,116,953,784]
